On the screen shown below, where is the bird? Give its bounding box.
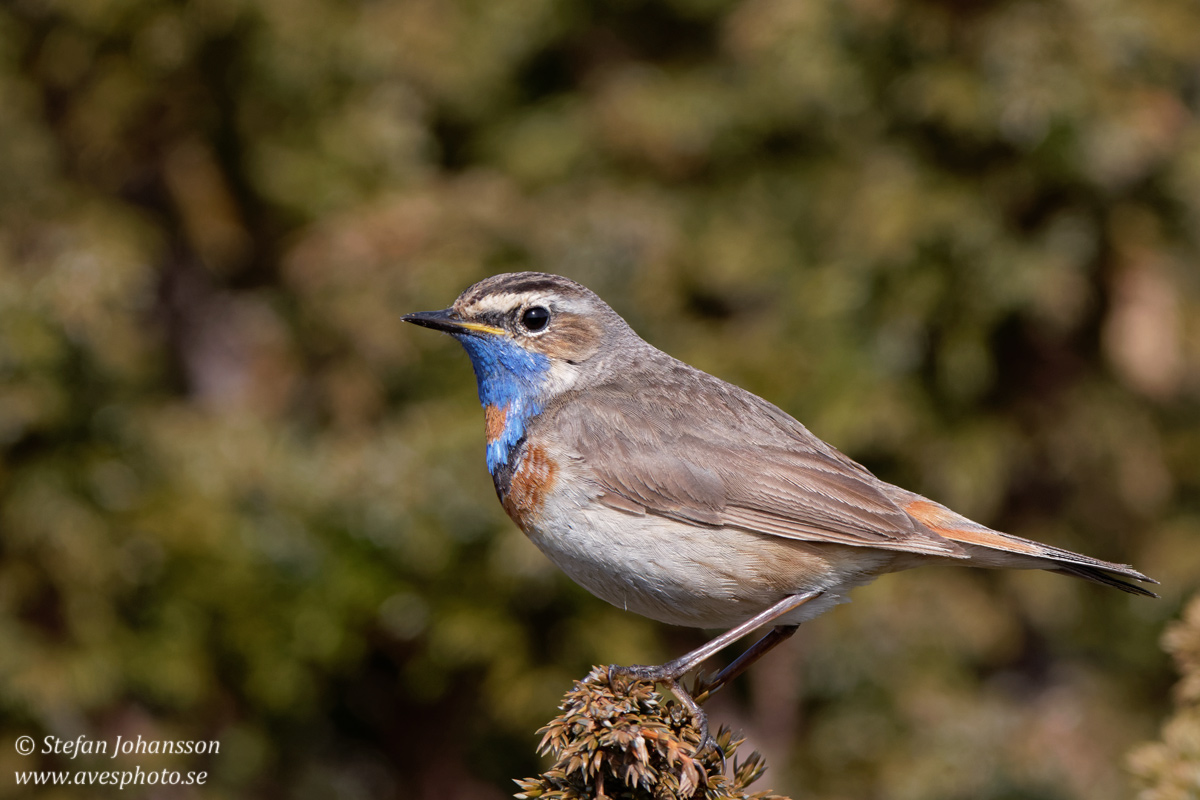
[403,271,1156,747]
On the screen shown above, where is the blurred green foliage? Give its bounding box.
[1130,596,1200,800]
[0,0,1199,798]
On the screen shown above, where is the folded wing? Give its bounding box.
[552,375,966,558]
[549,365,1157,597]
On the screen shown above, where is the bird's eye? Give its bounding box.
[520,306,550,332]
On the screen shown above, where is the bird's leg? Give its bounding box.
[608,590,821,753]
[612,590,820,682]
[691,624,799,704]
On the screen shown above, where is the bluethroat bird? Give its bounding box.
[404,272,1156,746]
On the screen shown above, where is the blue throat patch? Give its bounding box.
[454,333,551,474]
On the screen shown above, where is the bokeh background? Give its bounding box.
[2,0,1200,798]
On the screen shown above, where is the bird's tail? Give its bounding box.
[896,492,1159,598]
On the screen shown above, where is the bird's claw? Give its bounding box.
[605,665,721,764]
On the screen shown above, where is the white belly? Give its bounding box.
[525,489,897,629]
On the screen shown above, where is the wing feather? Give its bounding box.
[537,352,1154,594]
[547,367,966,558]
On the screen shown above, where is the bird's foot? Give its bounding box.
[607,664,720,758]
[607,653,689,683]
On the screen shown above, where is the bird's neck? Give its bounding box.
[456,335,551,474]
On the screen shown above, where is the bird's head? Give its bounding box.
[403,272,631,412]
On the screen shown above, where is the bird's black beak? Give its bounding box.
[402,308,506,337]
[402,308,460,333]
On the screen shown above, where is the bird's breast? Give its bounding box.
[484,396,557,527]
[491,433,560,529]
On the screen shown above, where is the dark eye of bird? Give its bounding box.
[520,306,550,332]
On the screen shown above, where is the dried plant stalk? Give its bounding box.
[516,666,791,800]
